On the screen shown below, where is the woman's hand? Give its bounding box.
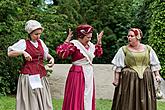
[97,31,104,45]
[65,28,73,43]
[112,79,119,86]
[155,75,162,82]
[47,54,54,67]
[154,71,162,82]
[23,51,32,61]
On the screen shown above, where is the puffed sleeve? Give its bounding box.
[150,48,161,72]
[56,42,76,59]
[39,39,49,60]
[94,44,103,57]
[111,47,125,72]
[8,39,26,52]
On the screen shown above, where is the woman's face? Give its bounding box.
[30,29,42,41]
[127,31,138,45]
[82,33,92,42]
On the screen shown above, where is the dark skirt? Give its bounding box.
[111,67,157,110]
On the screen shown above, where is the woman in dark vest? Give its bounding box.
[111,28,162,110]
[8,20,54,110]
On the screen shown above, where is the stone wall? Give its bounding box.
[46,64,165,100]
[47,64,115,99]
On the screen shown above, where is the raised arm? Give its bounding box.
[56,28,76,59]
[94,31,104,57]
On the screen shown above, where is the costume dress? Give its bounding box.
[111,45,161,110]
[56,40,103,110]
[8,39,53,110]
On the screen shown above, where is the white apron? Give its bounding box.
[71,40,95,110]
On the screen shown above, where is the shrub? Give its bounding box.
[148,1,165,78]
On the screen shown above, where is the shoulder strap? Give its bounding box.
[146,45,151,53]
[122,46,127,56]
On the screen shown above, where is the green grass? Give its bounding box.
[157,100,165,110]
[0,96,165,110]
[0,96,15,110]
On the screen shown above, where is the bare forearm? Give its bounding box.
[47,54,53,60]
[46,53,54,67]
[154,71,160,76]
[8,50,24,57]
[114,72,120,79]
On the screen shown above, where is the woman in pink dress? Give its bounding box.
[56,24,104,110]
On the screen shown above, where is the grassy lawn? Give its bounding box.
[0,96,165,110]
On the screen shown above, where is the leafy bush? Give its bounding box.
[148,1,165,78]
[57,0,137,63]
[0,0,24,95]
[0,0,75,95]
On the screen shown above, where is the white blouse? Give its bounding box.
[8,39,49,59]
[111,46,161,72]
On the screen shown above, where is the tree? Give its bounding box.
[148,1,165,78]
[0,0,74,95]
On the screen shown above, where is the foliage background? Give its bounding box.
[148,1,165,78]
[0,0,164,95]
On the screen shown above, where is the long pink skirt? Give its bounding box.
[62,65,95,110]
